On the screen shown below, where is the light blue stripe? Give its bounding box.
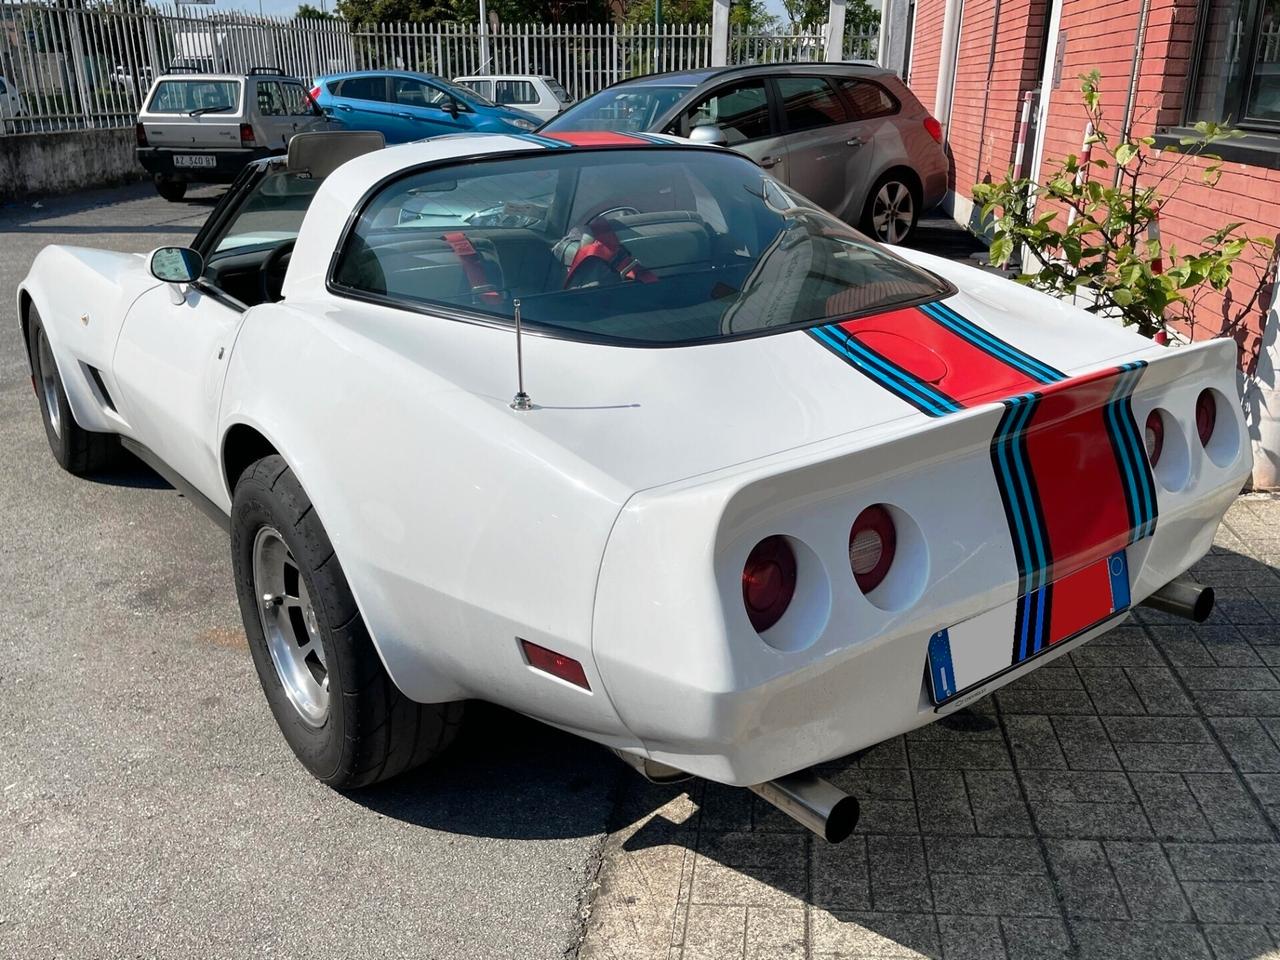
[1104,371,1144,536]
[1007,397,1049,590]
[921,301,1064,383]
[811,326,959,415]
[514,132,570,149]
[995,402,1036,590]
[1114,366,1154,530]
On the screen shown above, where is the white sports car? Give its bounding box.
[18,130,1248,841]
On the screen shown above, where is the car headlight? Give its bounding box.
[509,118,536,131]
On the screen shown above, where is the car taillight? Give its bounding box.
[240,123,256,147]
[309,85,321,102]
[850,505,897,593]
[1144,410,1164,465]
[135,122,148,147]
[1196,390,1217,446]
[923,116,944,144]
[742,535,797,633]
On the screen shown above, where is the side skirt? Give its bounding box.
[120,437,231,533]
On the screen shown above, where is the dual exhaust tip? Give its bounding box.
[619,574,1212,844]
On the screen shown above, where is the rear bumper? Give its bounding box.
[136,146,273,183]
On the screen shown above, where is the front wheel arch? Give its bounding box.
[222,423,280,501]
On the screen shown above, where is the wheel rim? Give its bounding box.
[36,328,61,438]
[252,526,330,727]
[872,181,914,244]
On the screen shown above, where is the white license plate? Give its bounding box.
[173,154,216,168]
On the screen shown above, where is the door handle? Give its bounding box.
[337,104,352,112]
[397,111,413,118]
[759,155,780,169]
[847,136,865,146]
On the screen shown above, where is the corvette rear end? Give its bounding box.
[593,327,1247,789]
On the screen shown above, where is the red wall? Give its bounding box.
[908,0,1279,368]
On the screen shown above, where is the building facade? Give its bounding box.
[902,0,1280,484]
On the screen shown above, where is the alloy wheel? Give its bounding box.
[36,327,61,438]
[252,525,330,726]
[872,181,914,244]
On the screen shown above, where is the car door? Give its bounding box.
[772,74,874,222]
[328,75,396,136]
[830,76,904,218]
[254,80,294,151]
[388,76,469,139]
[666,78,787,178]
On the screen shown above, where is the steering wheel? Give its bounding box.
[260,239,296,304]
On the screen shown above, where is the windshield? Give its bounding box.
[331,149,950,346]
[541,85,691,132]
[208,170,322,256]
[147,79,240,114]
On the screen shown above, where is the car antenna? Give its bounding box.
[509,298,533,411]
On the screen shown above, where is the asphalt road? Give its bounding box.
[0,183,618,959]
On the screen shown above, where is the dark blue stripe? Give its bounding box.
[1007,396,1050,589]
[993,399,1037,590]
[920,301,1066,384]
[514,132,571,149]
[809,325,962,416]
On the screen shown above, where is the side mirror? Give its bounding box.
[688,123,728,148]
[149,246,203,283]
[444,96,459,117]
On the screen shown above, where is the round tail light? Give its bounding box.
[742,536,797,633]
[1144,410,1164,465]
[850,505,897,593]
[1196,390,1217,446]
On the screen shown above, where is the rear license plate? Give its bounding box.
[927,550,1132,706]
[173,154,216,168]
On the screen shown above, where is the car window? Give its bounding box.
[776,76,848,132]
[0,79,7,94]
[460,79,492,99]
[256,80,287,116]
[683,79,772,145]
[336,75,387,102]
[147,79,240,114]
[542,85,691,132]
[282,81,319,116]
[206,170,323,257]
[495,79,538,105]
[392,77,452,109]
[331,149,949,345]
[545,78,571,103]
[836,78,898,119]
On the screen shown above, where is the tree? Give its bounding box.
[972,71,1275,341]
[623,0,777,31]
[296,3,339,18]
[782,0,879,33]
[337,0,613,23]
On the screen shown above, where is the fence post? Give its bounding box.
[711,0,729,65]
[825,0,846,61]
[66,11,93,128]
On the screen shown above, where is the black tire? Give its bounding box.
[26,308,121,476]
[860,172,921,245]
[155,177,187,202]
[231,455,464,788]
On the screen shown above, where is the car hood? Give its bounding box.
[368,249,1161,496]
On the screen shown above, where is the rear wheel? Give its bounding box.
[155,177,187,202]
[231,455,464,788]
[861,173,920,245]
[26,308,120,475]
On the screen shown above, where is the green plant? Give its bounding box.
[972,70,1274,340]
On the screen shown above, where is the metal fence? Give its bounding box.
[0,2,878,135]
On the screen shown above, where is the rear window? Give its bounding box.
[147,79,240,114]
[545,78,571,103]
[331,149,949,346]
[542,85,691,132]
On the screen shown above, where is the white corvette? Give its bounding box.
[18,131,1248,840]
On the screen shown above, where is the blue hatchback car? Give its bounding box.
[310,70,541,143]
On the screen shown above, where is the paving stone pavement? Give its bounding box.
[580,494,1280,960]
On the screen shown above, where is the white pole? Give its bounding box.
[933,0,963,132]
[478,0,490,71]
[825,0,846,61]
[710,0,729,66]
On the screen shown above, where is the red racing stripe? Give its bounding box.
[834,307,1045,406]
[1047,558,1115,643]
[540,131,650,147]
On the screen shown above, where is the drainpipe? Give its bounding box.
[1116,0,1152,184]
[933,0,964,133]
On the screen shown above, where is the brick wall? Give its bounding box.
[909,0,1279,369]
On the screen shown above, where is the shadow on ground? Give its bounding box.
[578,504,1280,960]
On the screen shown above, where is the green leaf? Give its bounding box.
[1114,142,1137,166]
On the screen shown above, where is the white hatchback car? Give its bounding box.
[453,73,573,122]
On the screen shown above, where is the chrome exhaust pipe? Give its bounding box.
[1141,575,1215,623]
[748,770,860,843]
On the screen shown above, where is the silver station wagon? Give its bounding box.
[135,67,333,201]
[542,63,949,244]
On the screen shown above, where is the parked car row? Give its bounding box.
[130,61,946,243]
